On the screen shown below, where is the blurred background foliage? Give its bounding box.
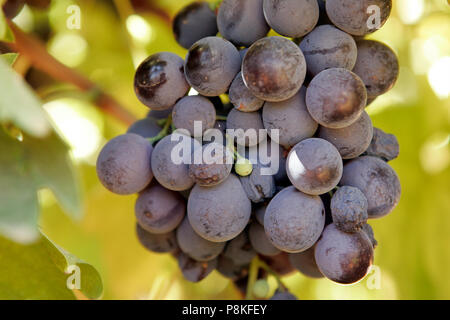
[0,0,449,299]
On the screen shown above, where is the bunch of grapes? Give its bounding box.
[96,0,400,299]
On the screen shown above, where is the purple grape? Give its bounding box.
[264,186,325,253]
[249,222,281,256]
[306,68,367,129]
[96,134,153,195]
[127,118,162,139]
[331,186,368,233]
[365,127,400,162]
[270,291,298,300]
[136,224,178,254]
[177,252,218,283]
[134,52,190,110]
[217,0,270,47]
[286,138,343,196]
[289,246,324,278]
[263,0,319,38]
[240,164,276,203]
[229,72,265,113]
[222,230,257,266]
[135,183,186,234]
[172,96,216,137]
[185,37,241,96]
[226,108,267,147]
[242,37,307,102]
[340,156,401,218]
[315,223,374,284]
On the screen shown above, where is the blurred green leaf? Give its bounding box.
[0,52,18,65]
[0,233,103,299]
[0,128,82,244]
[0,59,51,138]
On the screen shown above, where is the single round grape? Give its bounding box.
[96,134,153,195]
[217,0,270,47]
[260,252,295,276]
[299,25,357,76]
[365,127,400,162]
[340,156,401,218]
[185,37,241,96]
[188,174,252,242]
[151,134,200,191]
[177,252,218,283]
[217,255,249,280]
[134,52,190,110]
[352,40,399,98]
[315,223,374,284]
[136,224,178,254]
[176,218,225,262]
[264,186,325,253]
[242,37,307,102]
[263,87,318,148]
[189,143,233,187]
[223,231,256,266]
[127,118,162,139]
[318,111,373,159]
[287,138,343,195]
[226,108,267,147]
[240,164,276,203]
[135,183,186,234]
[331,186,368,233]
[254,204,267,226]
[172,96,216,137]
[362,223,378,249]
[289,246,324,279]
[306,68,367,129]
[326,0,392,36]
[263,0,319,38]
[249,222,281,256]
[172,2,218,49]
[270,291,298,300]
[229,72,264,113]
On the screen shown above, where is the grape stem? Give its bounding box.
[245,256,288,300]
[148,116,172,144]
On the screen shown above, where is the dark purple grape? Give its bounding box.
[177,252,218,283]
[189,143,233,187]
[172,2,218,49]
[240,164,276,203]
[306,68,367,129]
[289,246,324,278]
[340,156,401,218]
[254,204,267,226]
[352,40,399,98]
[264,186,325,253]
[188,174,252,242]
[217,255,249,280]
[217,0,270,47]
[226,108,267,147]
[176,218,225,262]
[127,118,162,139]
[229,72,264,113]
[331,186,368,233]
[185,37,241,96]
[299,25,357,76]
[315,223,374,284]
[263,0,319,38]
[270,291,298,300]
[147,107,173,120]
[365,127,400,162]
[172,96,216,137]
[249,222,281,256]
[134,52,190,110]
[318,111,373,159]
[286,138,343,195]
[362,223,378,249]
[136,224,178,253]
[135,183,185,234]
[263,87,318,148]
[222,230,256,266]
[260,252,295,276]
[96,134,153,195]
[151,134,201,191]
[242,37,307,102]
[326,0,392,36]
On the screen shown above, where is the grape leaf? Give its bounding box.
[0,58,51,138]
[0,233,103,299]
[0,129,82,244]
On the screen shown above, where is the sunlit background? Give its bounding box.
[8,0,450,299]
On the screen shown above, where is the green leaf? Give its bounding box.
[0,129,82,244]
[0,58,51,138]
[0,233,103,299]
[0,52,18,65]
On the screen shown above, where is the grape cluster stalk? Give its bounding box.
[96,0,400,300]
